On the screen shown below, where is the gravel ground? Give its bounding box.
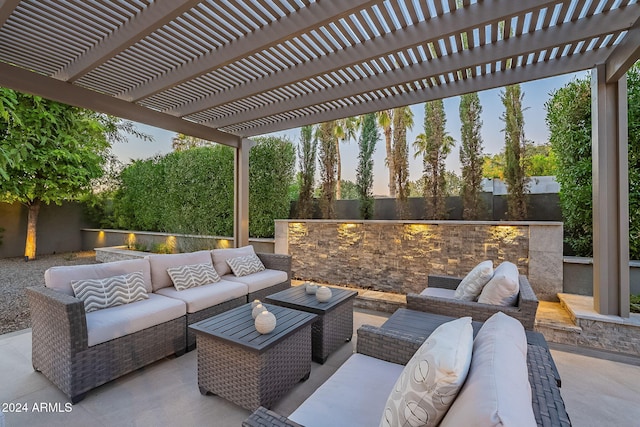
[0,251,98,335]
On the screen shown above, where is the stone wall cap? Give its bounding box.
[275,220,563,226]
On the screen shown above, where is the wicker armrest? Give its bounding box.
[527,345,572,427]
[26,286,89,353]
[427,274,462,290]
[257,253,291,280]
[356,324,424,365]
[243,406,304,427]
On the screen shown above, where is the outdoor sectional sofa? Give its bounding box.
[26,246,290,403]
[244,309,570,427]
[406,272,539,330]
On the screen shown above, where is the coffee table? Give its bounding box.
[265,285,357,363]
[189,303,316,411]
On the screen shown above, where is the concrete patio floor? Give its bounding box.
[1,308,640,427]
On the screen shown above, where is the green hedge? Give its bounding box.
[546,64,640,258]
[113,138,294,238]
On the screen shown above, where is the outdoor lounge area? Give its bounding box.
[1,304,640,427]
[2,1,640,426]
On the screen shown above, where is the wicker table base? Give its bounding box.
[191,304,316,411]
[266,286,357,363]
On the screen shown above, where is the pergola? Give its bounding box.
[0,0,638,316]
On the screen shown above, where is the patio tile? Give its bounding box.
[2,308,640,426]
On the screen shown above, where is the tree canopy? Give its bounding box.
[0,89,123,259]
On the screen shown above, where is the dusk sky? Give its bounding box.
[111,71,589,196]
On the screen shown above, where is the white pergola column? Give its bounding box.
[234,138,254,248]
[591,64,630,317]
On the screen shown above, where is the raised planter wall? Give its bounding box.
[275,220,563,301]
[82,229,275,255]
[563,257,640,296]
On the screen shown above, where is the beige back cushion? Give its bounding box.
[439,312,535,427]
[211,245,256,276]
[44,258,152,296]
[147,250,213,292]
[477,261,520,306]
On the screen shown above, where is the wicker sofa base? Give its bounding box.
[33,312,186,403]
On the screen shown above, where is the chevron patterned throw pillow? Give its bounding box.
[167,262,221,291]
[71,271,149,313]
[226,254,265,277]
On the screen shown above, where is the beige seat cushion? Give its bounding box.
[155,279,247,313]
[380,316,474,427]
[85,293,186,347]
[453,260,494,301]
[420,287,456,299]
[477,261,520,306]
[290,353,404,427]
[439,312,536,427]
[222,269,288,293]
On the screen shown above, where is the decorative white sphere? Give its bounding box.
[255,310,276,334]
[251,299,261,309]
[316,286,332,302]
[305,282,318,294]
[252,303,265,319]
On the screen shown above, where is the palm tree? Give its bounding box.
[333,116,359,199]
[414,100,454,219]
[392,106,414,218]
[376,110,394,197]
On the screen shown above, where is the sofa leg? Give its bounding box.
[199,386,214,396]
[71,392,87,404]
[300,371,310,382]
[175,348,186,357]
[186,343,196,353]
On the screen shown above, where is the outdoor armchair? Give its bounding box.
[406,273,539,330]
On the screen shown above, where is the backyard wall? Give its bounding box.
[275,220,563,301]
[0,202,94,258]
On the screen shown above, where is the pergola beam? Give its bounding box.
[53,1,199,82]
[0,62,239,147]
[605,17,640,83]
[591,63,630,316]
[214,7,632,128]
[0,0,20,27]
[240,48,609,137]
[124,0,382,102]
[171,0,565,117]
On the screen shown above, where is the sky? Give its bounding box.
[111,71,589,196]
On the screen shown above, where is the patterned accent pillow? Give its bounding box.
[453,260,494,301]
[379,317,474,427]
[226,254,265,277]
[167,262,221,291]
[71,271,149,313]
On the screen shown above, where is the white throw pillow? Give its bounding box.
[477,261,520,306]
[71,271,148,313]
[167,262,221,291]
[453,260,494,301]
[439,312,536,427]
[379,317,473,427]
[226,254,266,277]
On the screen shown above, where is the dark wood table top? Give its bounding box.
[189,303,316,353]
[265,285,357,315]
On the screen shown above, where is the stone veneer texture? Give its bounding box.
[287,222,530,295]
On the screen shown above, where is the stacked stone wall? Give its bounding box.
[276,220,562,300]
